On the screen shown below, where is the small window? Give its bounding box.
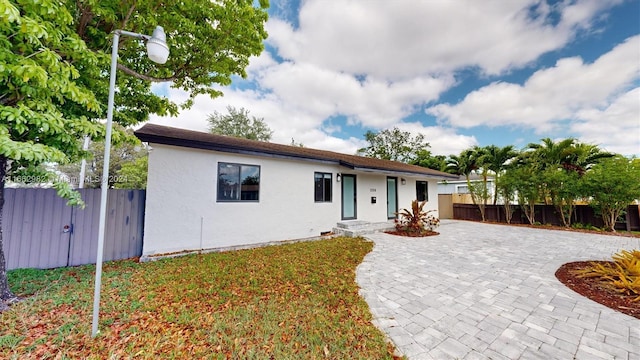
[314,172,332,202]
[217,162,260,202]
[416,180,428,202]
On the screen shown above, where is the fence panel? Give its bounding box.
[453,203,640,231]
[4,189,73,269]
[437,194,453,219]
[3,188,145,270]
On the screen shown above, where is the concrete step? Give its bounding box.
[333,220,396,237]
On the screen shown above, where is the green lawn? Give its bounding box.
[1,237,401,359]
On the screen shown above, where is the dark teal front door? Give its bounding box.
[341,174,356,220]
[387,177,397,219]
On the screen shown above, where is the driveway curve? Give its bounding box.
[357,220,640,359]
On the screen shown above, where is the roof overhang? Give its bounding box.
[135,124,459,180]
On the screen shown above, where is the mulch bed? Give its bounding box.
[384,230,439,237]
[555,261,640,319]
[480,221,640,238]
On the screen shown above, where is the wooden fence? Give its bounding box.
[453,203,640,231]
[3,188,145,270]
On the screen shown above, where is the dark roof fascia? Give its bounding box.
[139,132,336,165]
[338,160,355,169]
[351,166,459,179]
[137,128,459,179]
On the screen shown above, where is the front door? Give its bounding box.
[341,174,357,220]
[387,177,398,219]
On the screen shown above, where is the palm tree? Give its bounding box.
[525,138,611,227]
[524,138,576,206]
[562,143,613,175]
[526,138,611,175]
[526,137,577,171]
[447,147,490,220]
[446,148,479,182]
[481,145,518,204]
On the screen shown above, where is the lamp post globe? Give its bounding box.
[146,26,170,64]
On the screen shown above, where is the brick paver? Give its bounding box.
[357,220,640,359]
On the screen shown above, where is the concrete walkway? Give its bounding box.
[357,220,640,359]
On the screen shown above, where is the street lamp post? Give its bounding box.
[92,26,169,338]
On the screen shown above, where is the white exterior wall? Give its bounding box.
[438,179,495,195]
[143,144,441,256]
[351,173,388,222]
[403,178,439,215]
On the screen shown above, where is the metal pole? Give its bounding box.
[78,136,90,188]
[92,30,120,338]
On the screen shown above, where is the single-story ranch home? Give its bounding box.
[135,124,458,260]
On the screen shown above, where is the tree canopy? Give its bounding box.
[73,0,270,124]
[57,129,148,189]
[411,149,447,171]
[1,0,269,187]
[357,127,429,163]
[582,156,640,231]
[0,0,269,304]
[207,106,273,141]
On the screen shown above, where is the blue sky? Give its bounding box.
[150,0,640,156]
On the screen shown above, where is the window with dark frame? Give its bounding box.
[314,172,332,202]
[217,162,260,202]
[416,180,428,202]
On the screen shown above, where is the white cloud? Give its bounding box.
[148,80,472,156]
[147,85,366,154]
[426,35,640,135]
[267,0,620,80]
[244,52,278,78]
[256,61,453,128]
[146,0,636,159]
[572,87,640,156]
[395,122,478,156]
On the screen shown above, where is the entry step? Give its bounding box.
[334,220,395,237]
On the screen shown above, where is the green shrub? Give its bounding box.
[571,223,601,231]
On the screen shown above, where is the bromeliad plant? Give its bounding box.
[395,200,440,235]
[577,249,640,302]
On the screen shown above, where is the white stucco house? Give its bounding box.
[135,124,458,260]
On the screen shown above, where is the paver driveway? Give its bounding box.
[356,220,640,359]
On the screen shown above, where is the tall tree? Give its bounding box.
[446,149,479,181]
[207,106,273,141]
[57,129,148,189]
[526,138,577,171]
[525,138,611,226]
[1,0,98,307]
[114,156,148,189]
[583,156,640,231]
[447,148,491,220]
[562,142,613,175]
[501,163,542,225]
[357,127,429,163]
[469,146,492,221]
[412,149,447,171]
[0,0,269,305]
[481,145,518,204]
[72,0,270,124]
[541,167,582,227]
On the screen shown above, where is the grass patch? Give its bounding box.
[1,237,401,359]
